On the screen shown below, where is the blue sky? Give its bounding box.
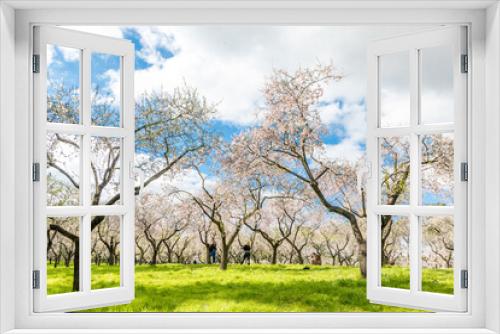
[50,26,368,157]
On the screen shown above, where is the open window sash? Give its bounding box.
[33,26,135,312]
[366,27,468,312]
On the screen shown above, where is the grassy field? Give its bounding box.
[46,264,453,312]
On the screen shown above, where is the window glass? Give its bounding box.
[420,46,454,125]
[47,45,81,124]
[47,133,81,206]
[380,215,410,290]
[90,137,121,205]
[421,216,454,295]
[379,52,410,128]
[380,136,410,205]
[421,133,454,206]
[46,216,80,295]
[91,53,121,127]
[91,216,121,290]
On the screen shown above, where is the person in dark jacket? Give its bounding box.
[209,243,217,264]
[241,244,251,265]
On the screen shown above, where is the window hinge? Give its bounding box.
[32,270,40,289]
[461,269,468,289]
[461,54,468,73]
[32,162,40,182]
[32,54,40,73]
[461,162,468,182]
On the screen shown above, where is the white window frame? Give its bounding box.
[32,25,136,312]
[0,1,499,333]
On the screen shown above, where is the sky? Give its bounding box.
[56,25,429,160]
[48,25,453,203]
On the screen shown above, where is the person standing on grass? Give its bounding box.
[209,243,217,264]
[241,244,251,265]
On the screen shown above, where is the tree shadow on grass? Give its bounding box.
[84,276,424,313]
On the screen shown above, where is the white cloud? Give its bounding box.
[47,44,55,65]
[380,90,410,128]
[134,157,218,196]
[161,168,217,195]
[66,25,432,126]
[317,101,343,125]
[421,91,454,124]
[47,44,80,65]
[102,68,121,107]
[323,140,364,163]
[341,102,367,143]
[63,25,448,164]
[59,46,80,62]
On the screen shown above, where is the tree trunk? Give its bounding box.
[108,238,116,265]
[297,253,304,264]
[150,249,158,265]
[108,252,116,266]
[167,250,173,263]
[271,246,278,265]
[358,241,367,278]
[205,245,211,264]
[220,246,228,270]
[73,242,80,292]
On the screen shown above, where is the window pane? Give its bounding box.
[421,133,454,206]
[47,133,80,206]
[380,215,410,290]
[90,137,121,205]
[420,46,454,125]
[46,216,80,295]
[421,216,454,295]
[91,53,121,127]
[91,216,121,290]
[47,45,81,124]
[380,136,410,205]
[379,52,410,128]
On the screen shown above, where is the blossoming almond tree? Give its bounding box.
[47,85,217,290]
[135,193,190,265]
[228,65,374,276]
[244,198,304,265]
[229,64,454,277]
[177,168,272,270]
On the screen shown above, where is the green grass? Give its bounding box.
[381,266,454,295]
[47,263,120,295]
[46,264,453,312]
[382,266,411,290]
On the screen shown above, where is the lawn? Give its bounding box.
[46,264,453,312]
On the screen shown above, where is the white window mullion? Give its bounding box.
[79,216,88,292]
[409,48,420,294]
[366,48,380,298]
[120,49,135,294]
[373,124,455,138]
[81,48,92,294]
[46,123,128,138]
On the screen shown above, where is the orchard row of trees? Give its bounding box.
[47,64,454,292]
